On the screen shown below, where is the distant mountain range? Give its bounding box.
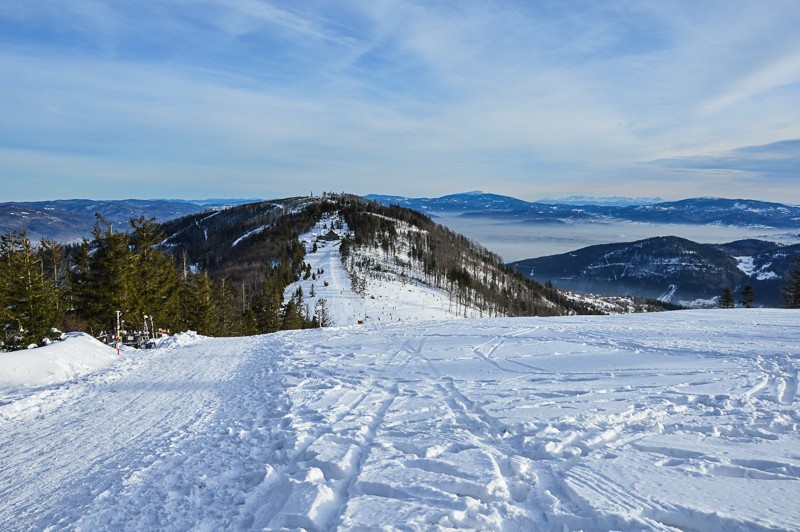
[0,198,258,242]
[535,195,663,206]
[5,192,797,308]
[365,192,800,228]
[6,193,800,244]
[508,236,799,307]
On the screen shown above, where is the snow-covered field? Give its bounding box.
[1,309,798,530]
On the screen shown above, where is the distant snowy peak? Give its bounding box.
[535,196,663,206]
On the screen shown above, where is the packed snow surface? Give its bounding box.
[1,310,799,530]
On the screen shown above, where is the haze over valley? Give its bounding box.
[433,212,799,262]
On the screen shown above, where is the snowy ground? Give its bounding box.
[1,309,798,530]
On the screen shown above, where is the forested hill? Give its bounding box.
[509,236,800,307]
[162,194,590,316]
[0,194,595,351]
[159,194,596,319]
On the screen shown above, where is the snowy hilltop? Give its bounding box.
[1,309,798,529]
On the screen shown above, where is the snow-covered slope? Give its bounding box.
[286,214,487,326]
[1,310,798,530]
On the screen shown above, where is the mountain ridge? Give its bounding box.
[158,193,598,325]
[0,198,258,242]
[366,192,800,228]
[509,235,800,307]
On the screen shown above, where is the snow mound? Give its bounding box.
[0,332,117,397]
[154,331,206,349]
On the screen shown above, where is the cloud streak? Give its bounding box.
[651,139,800,180]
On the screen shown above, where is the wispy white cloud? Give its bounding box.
[699,52,800,115]
[651,139,800,179]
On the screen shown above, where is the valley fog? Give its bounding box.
[433,214,800,262]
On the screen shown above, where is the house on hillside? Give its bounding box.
[316,230,340,242]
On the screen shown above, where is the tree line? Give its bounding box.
[719,259,800,308]
[0,213,325,351]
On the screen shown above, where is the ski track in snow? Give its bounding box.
[1,310,800,530]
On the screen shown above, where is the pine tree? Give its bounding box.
[740,285,755,308]
[70,217,136,333]
[129,216,181,328]
[718,287,735,309]
[0,231,61,348]
[784,256,800,309]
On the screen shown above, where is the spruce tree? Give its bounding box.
[0,266,9,347]
[251,278,283,333]
[39,238,67,313]
[129,216,181,328]
[718,287,735,309]
[740,285,755,308]
[70,217,136,333]
[281,298,303,330]
[784,256,800,309]
[0,231,60,348]
[177,270,217,335]
[212,278,238,336]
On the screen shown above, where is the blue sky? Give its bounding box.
[1,1,799,202]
